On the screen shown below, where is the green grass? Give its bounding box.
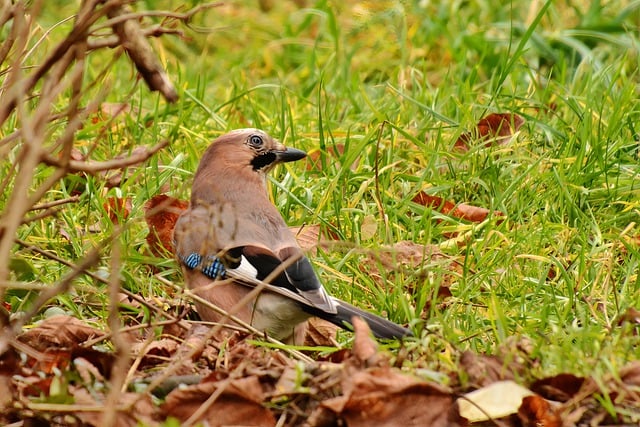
[3,0,640,395]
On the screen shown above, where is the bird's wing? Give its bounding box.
[174,204,337,314]
[220,267,413,339]
[242,245,337,314]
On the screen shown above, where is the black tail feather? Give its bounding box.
[302,300,412,340]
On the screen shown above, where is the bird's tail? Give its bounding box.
[303,298,413,340]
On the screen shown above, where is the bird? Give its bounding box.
[173,128,412,343]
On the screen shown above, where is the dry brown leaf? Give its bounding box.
[361,241,458,315]
[289,223,340,255]
[162,376,276,426]
[351,316,383,367]
[616,307,640,332]
[518,395,562,427]
[308,320,462,426]
[320,367,462,427]
[412,191,503,223]
[90,102,131,125]
[18,315,105,351]
[305,144,359,171]
[290,223,321,253]
[459,350,514,388]
[99,102,131,119]
[0,375,14,413]
[132,338,179,369]
[73,357,106,385]
[17,315,115,382]
[455,113,524,151]
[620,361,640,387]
[72,386,156,427]
[103,196,132,224]
[144,194,189,257]
[303,317,338,347]
[530,373,585,402]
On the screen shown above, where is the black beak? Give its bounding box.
[275,147,307,163]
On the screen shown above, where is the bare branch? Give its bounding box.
[87,25,184,50]
[0,0,111,127]
[41,140,169,173]
[30,196,81,211]
[106,4,178,102]
[103,233,130,426]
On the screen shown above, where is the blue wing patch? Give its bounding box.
[202,256,226,278]
[183,253,203,270]
[180,253,226,279]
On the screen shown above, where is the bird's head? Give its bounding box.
[201,128,307,174]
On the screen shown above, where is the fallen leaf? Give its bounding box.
[162,376,276,426]
[73,357,106,385]
[360,214,377,240]
[18,315,105,351]
[455,113,524,151]
[530,373,585,402]
[305,144,358,171]
[457,380,534,422]
[361,241,458,316]
[0,375,13,414]
[289,223,340,255]
[351,316,382,367]
[620,361,640,387]
[303,317,338,347]
[70,148,86,161]
[616,307,640,333]
[319,367,461,427]
[144,194,189,257]
[72,386,156,427]
[412,192,503,223]
[518,395,562,427]
[132,338,179,369]
[99,102,131,119]
[289,223,321,253]
[17,315,115,379]
[459,350,514,388]
[103,197,131,224]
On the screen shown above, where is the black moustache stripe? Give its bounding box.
[251,152,276,170]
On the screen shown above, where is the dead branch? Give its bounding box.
[87,25,184,50]
[41,140,169,173]
[106,4,178,102]
[30,196,81,211]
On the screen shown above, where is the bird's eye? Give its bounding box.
[248,135,264,147]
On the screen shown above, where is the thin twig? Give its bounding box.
[184,377,232,427]
[83,318,191,348]
[30,196,80,211]
[21,207,63,224]
[103,232,130,427]
[41,140,169,173]
[87,26,184,50]
[0,0,33,296]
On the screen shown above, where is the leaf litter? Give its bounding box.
[2,308,639,425]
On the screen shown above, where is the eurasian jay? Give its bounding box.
[173,128,412,342]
